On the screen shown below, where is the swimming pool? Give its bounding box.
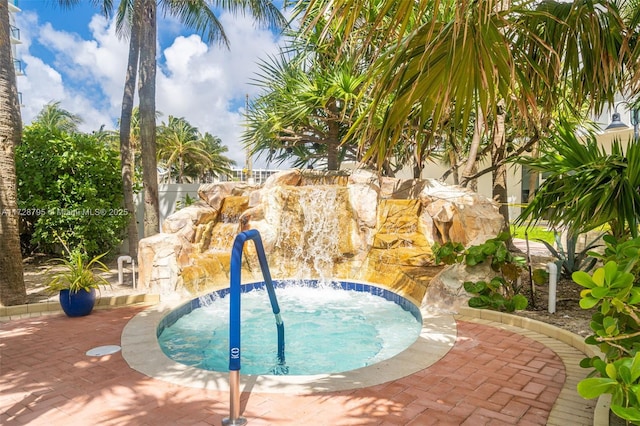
[157,280,423,376]
[121,281,457,394]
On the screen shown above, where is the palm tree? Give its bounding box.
[33,101,83,133]
[0,0,26,306]
[244,3,410,172]
[117,0,142,256]
[52,0,286,252]
[138,0,159,237]
[244,53,362,170]
[194,132,235,181]
[121,0,286,240]
[157,117,235,183]
[297,0,636,230]
[517,125,640,240]
[157,116,213,183]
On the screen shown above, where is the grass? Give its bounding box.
[511,224,555,245]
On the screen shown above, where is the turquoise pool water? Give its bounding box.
[157,281,422,376]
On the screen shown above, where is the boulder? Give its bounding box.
[138,169,505,308]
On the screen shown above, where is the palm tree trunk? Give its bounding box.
[119,0,141,255]
[326,125,340,170]
[139,0,159,237]
[326,99,341,170]
[491,103,510,235]
[178,156,184,184]
[527,141,539,203]
[449,150,459,185]
[461,110,484,188]
[0,0,25,306]
[491,1,511,238]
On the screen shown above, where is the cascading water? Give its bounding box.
[207,196,249,252]
[274,186,347,281]
[208,223,238,251]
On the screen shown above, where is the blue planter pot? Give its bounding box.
[59,288,96,317]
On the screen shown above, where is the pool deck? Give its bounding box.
[1,300,601,426]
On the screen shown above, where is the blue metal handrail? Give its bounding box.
[224,229,285,426]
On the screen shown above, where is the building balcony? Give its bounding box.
[14,59,23,76]
[10,25,20,44]
[9,0,20,13]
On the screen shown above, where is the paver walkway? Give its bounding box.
[0,305,596,425]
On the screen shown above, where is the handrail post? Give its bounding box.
[223,370,245,426]
[222,230,285,426]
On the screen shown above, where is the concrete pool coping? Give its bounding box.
[121,297,458,394]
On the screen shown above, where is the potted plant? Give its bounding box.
[46,245,111,317]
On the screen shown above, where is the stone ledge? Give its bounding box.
[0,294,161,322]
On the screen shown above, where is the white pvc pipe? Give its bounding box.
[117,255,136,288]
[131,259,136,289]
[547,262,558,314]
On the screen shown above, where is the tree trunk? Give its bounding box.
[468,162,478,192]
[449,149,459,185]
[412,160,421,179]
[138,0,159,237]
[413,139,426,179]
[461,110,484,189]
[119,0,141,256]
[0,0,25,306]
[326,100,340,170]
[325,121,340,170]
[527,141,539,203]
[491,103,510,235]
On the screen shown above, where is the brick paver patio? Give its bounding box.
[0,304,597,425]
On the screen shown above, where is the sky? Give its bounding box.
[12,0,290,168]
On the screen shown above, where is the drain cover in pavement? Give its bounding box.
[86,345,121,356]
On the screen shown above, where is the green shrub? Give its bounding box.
[432,232,528,312]
[576,237,640,424]
[538,230,601,279]
[16,124,127,256]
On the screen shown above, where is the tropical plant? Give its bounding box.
[517,125,640,240]
[157,116,234,183]
[595,235,640,280]
[244,53,362,170]
[46,245,110,294]
[33,100,82,133]
[432,233,528,312]
[16,123,127,256]
[578,352,640,424]
[575,258,640,424]
[54,0,286,246]
[536,229,601,279]
[244,5,378,171]
[157,116,210,183]
[175,193,197,211]
[184,132,235,181]
[295,0,637,232]
[0,0,26,306]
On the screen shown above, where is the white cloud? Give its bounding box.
[155,12,283,167]
[15,8,285,168]
[16,11,127,130]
